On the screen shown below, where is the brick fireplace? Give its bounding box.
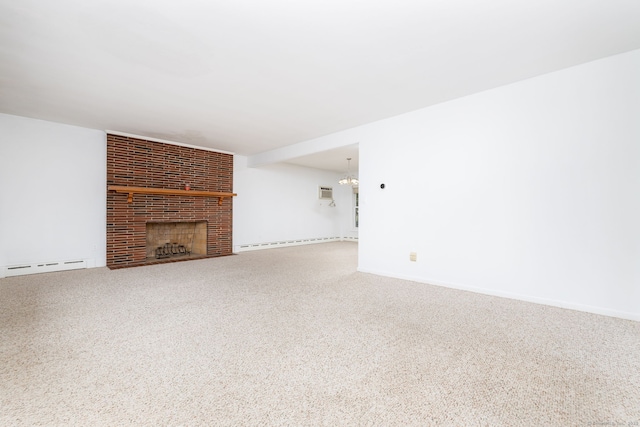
[106,134,234,268]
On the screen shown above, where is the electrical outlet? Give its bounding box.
[410,252,417,262]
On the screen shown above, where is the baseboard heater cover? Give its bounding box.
[235,237,351,252]
[3,259,87,277]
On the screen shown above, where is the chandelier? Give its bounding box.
[338,157,359,187]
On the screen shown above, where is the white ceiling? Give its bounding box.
[287,144,359,173]
[1,0,639,171]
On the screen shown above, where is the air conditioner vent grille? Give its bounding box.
[319,186,333,200]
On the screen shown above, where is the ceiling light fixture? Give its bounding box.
[338,158,359,187]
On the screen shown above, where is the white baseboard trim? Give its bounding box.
[2,259,90,278]
[357,268,640,322]
[234,236,357,253]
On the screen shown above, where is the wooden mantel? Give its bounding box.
[108,186,237,205]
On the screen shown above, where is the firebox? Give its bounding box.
[146,222,207,260]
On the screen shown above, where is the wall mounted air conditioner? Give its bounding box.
[318,186,333,200]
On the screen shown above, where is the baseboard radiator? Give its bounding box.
[235,236,357,252]
[2,259,87,278]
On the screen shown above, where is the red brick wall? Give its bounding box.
[106,134,233,268]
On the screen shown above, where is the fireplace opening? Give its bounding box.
[146,221,207,261]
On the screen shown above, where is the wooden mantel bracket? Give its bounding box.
[108,186,237,206]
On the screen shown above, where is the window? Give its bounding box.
[353,189,359,228]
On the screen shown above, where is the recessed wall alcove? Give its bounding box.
[106,134,234,269]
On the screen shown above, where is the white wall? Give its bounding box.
[304,49,640,320]
[233,155,356,250]
[0,114,106,274]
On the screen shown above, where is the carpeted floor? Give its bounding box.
[1,242,638,426]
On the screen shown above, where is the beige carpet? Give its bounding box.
[1,242,638,426]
